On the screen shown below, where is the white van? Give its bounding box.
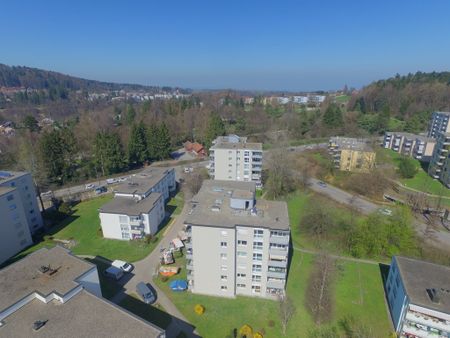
[104,266,124,280]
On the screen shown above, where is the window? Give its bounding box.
[252,264,262,272]
[220,253,227,260]
[254,229,264,238]
[237,240,247,246]
[252,275,262,282]
[244,151,250,157]
[220,241,227,248]
[237,283,246,288]
[237,251,247,258]
[244,158,249,163]
[251,285,261,293]
[120,224,129,231]
[6,194,14,201]
[221,275,227,281]
[253,253,262,261]
[122,232,130,239]
[237,273,246,278]
[119,215,128,223]
[253,241,263,250]
[269,243,287,251]
[244,164,249,169]
[271,230,288,237]
[221,286,228,291]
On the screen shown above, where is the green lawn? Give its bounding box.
[10,192,182,265]
[335,95,350,103]
[154,250,391,337]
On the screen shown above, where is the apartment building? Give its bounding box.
[0,187,33,264]
[428,112,450,138]
[0,171,43,234]
[428,132,450,187]
[386,256,450,338]
[383,132,436,162]
[209,134,263,187]
[184,180,290,299]
[328,137,376,172]
[0,246,165,337]
[98,168,175,240]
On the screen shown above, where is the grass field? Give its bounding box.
[10,192,184,265]
[155,250,391,337]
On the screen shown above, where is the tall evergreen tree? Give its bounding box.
[205,113,225,148]
[94,131,126,176]
[128,122,148,165]
[154,122,171,160]
[322,103,343,127]
[146,124,158,160]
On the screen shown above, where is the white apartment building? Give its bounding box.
[99,168,175,240]
[428,112,450,138]
[428,132,450,187]
[0,186,33,264]
[0,171,43,234]
[184,180,290,299]
[386,256,450,338]
[0,246,165,337]
[99,193,165,240]
[209,135,263,187]
[384,132,436,162]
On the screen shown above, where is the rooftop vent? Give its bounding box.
[33,320,47,331]
[38,265,59,276]
[211,205,221,212]
[427,288,441,303]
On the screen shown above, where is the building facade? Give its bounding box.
[209,135,263,187]
[0,187,33,264]
[386,256,450,338]
[184,180,290,299]
[329,137,376,172]
[428,112,450,138]
[428,132,450,187]
[0,171,43,234]
[98,168,175,240]
[0,246,165,337]
[383,132,436,162]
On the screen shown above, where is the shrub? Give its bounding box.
[160,276,168,282]
[253,333,263,338]
[398,156,417,178]
[239,324,253,337]
[267,320,275,328]
[194,304,205,315]
[145,234,153,244]
[97,227,103,236]
[58,202,72,215]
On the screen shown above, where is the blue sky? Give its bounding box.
[1,0,450,91]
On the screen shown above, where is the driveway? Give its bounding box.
[110,204,199,338]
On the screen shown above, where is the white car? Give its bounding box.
[85,183,96,190]
[184,167,193,173]
[106,178,118,184]
[378,208,393,216]
[111,260,133,273]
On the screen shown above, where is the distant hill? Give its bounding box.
[349,71,450,118]
[0,63,178,92]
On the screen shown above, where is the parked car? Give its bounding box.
[94,186,107,194]
[136,282,156,304]
[85,183,96,190]
[118,176,128,182]
[111,260,133,273]
[184,167,193,173]
[106,178,118,184]
[317,181,327,188]
[40,190,53,198]
[104,266,124,280]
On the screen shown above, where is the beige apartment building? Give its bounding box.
[0,186,33,264]
[329,137,376,172]
[184,180,290,299]
[383,132,436,162]
[209,135,263,187]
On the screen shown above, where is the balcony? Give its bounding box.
[185,241,192,249]
[432,175,440,179]
[436,169,442,173]
[269,235,289,245]
[187,270,194,280]
[437,161,444,166]
[129,219,144,226]
[267,270,286,279]
[252,152,263,158]
[266,278,286,289]
[186,260,194,270]
[269,247,288,257]
[405,311,450,333]
[186,249,193,259]
[268,259,288,268]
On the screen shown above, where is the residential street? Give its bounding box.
[110,203,199,338]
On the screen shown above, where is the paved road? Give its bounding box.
[309,178,450,251]
[110,204,200,338]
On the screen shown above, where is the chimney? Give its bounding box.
[426,288,440,303]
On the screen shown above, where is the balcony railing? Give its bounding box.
[405,311,450,333]
[270,235,289,245]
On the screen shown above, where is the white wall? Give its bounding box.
[0,189,33,264]
[99,213,126,240]
[78,267,102,298]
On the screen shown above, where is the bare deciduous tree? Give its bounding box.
[266,147,297,199]
[184,171,204,198]
[306,253,336,325]
[279,295,296,335]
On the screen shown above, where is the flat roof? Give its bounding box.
[99,193,162,216]
[114,167,173,195]
[395,256,450,314]
[185,180,289,230]
[329,137,373,152]
[0,171,29,184]
[0,246,94,311]
[0,247,164,337]
[210,142,262,151]
[1,289,163,338]
[385,132,435,142]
